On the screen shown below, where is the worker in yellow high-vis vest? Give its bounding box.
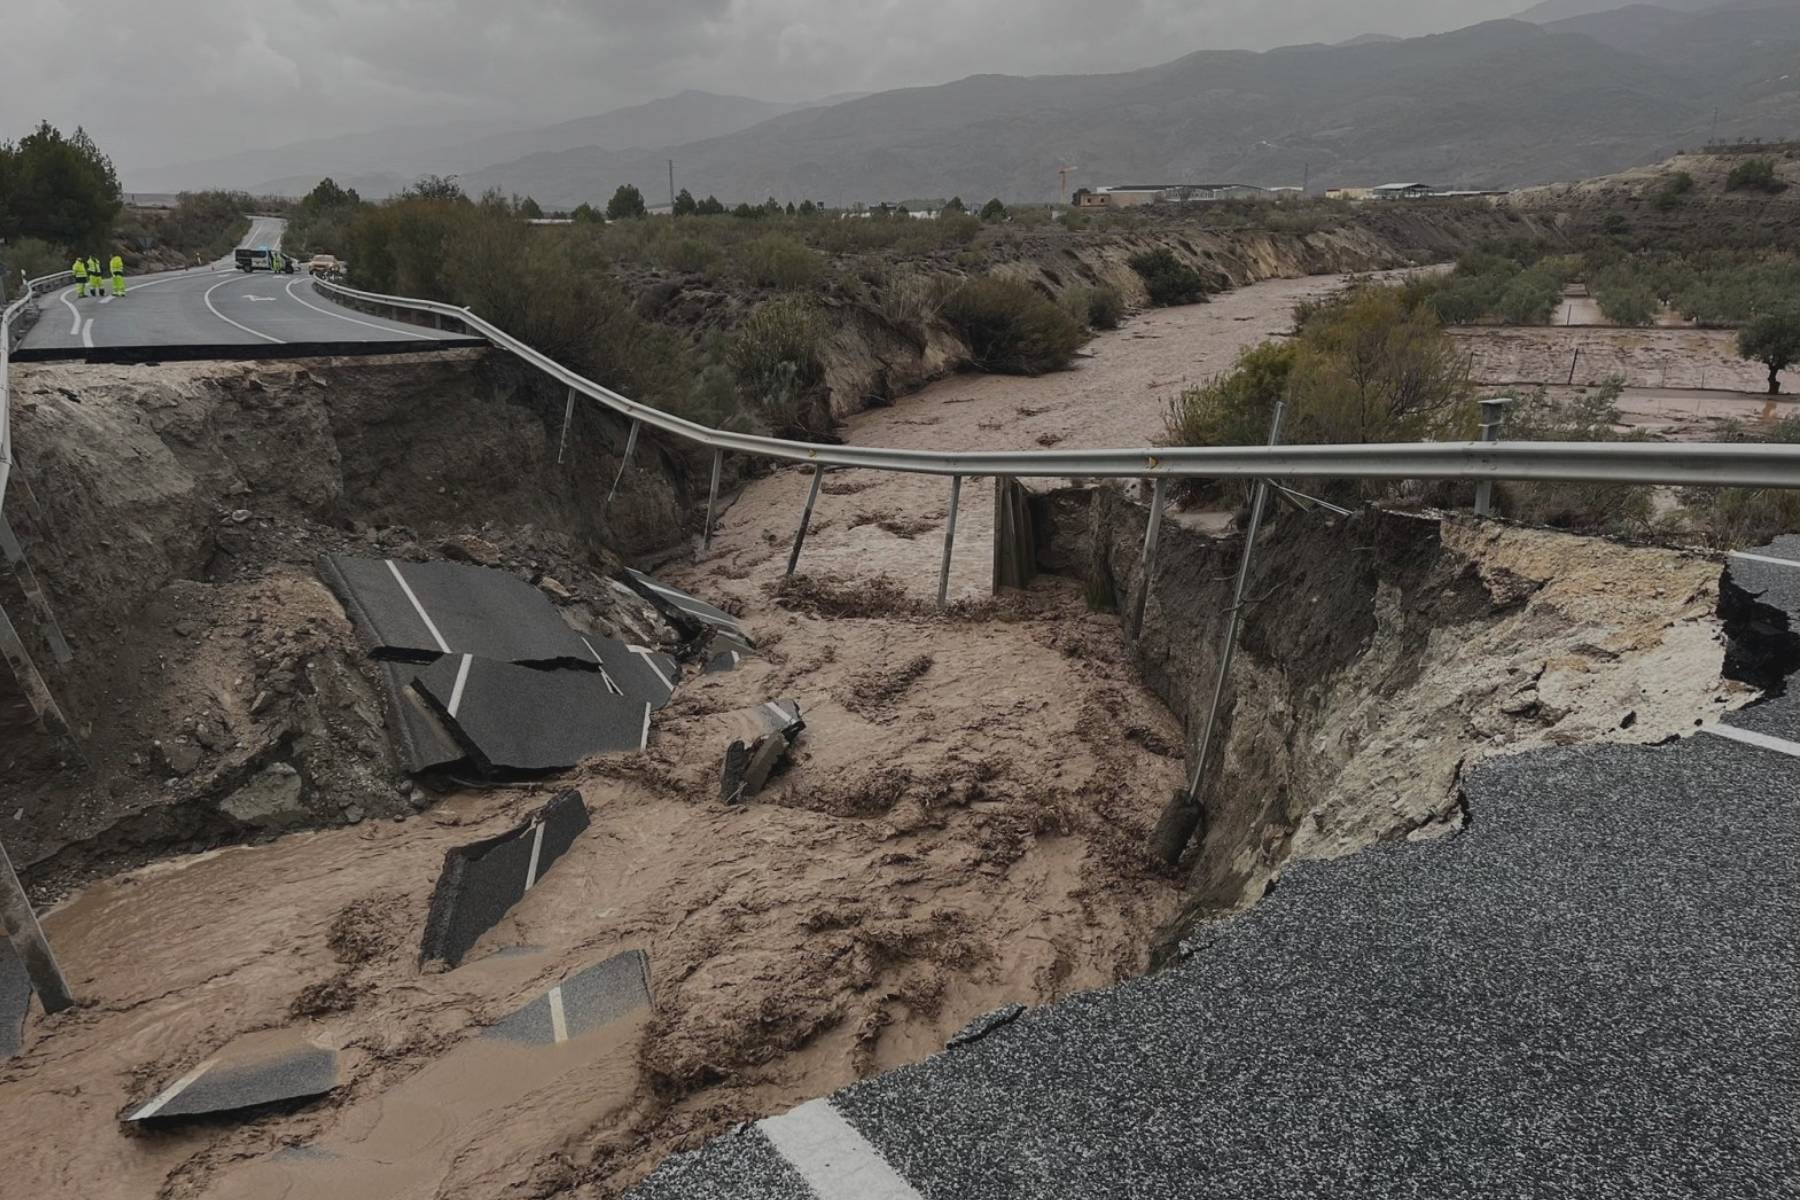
[86,257,100,296]
[110,254,125,297]
[70,257,88,298]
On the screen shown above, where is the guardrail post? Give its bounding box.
[0,834,74,1015]
[938,474,964,610]
[1133,477,1169,629]
[1474,397,1514,518]
[1153,400,1286,867]
[0,602,71,743]
[556,387,577,465]
[0,519,71,665]
[786,464,825,577]
[703,449,724,552]
[604,419,641,508]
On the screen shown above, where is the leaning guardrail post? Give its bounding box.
[938,474,964,610]
[1153,400,1286,866]
[604,419,642,508]
[786,464,826,577]
[1474,397,1515,518]
[1132,477,1170,629]
[0,834,74,1015]
[0,603,72,743]
[556,387,577,465]
[0,519,72,665]
[703,449,724,552]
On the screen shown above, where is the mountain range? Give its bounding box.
[130,1,1800,207]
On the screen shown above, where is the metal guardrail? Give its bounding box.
[2,270,74,506]
[315,277,1800,492]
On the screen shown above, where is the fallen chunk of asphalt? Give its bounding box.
[379,661,466,774]
[1,938,29,1059]
[485,950,653,1045]
[321,554,599,667]
[621,568,752,644]
[947,1003,1026,1049]
[412,654,650,774]
[720,701,805,804]
[702,629,757,674]
[420,791,589,968]
[123,1030,340,1124]
[582,633,680,710]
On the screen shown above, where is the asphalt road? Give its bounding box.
[630,551,1800,1199]
[17,217,459,353]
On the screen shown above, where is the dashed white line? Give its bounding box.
[639,702,652,751]
[446,653,474,717]
[80,318,93,349]
[627,645,673,692]
[759,1099,924,1200]
[547,986,570,1044]
[129,1058,219,1121]
[203,277,285,344]
[61,289,80,336]
[1731,551,1800,570]
[282,276,438,339]
[524,821,547,890]
[384,559,452,653]
[1702,723,1800,760]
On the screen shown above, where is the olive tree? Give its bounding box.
[1739,310,1800,395]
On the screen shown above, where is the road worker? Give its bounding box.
[110,253,125,297]
[86,256,101,295]
[70,256,88,298]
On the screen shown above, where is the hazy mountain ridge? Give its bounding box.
[461,9,1799,205]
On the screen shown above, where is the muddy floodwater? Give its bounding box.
[2,272,1367,1198]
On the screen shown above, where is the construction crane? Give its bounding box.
[1058,164,1078,204]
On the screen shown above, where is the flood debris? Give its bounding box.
[583,633,680,708]
[720,701,806,804]
[122,1029,340,1124]
[419,790,590,968]
[947,1003,1026,1049]
[484,950,653,1045]
[621,568,753,645]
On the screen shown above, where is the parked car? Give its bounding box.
[308,254,344,279]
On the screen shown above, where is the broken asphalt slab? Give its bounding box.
[1716,537,1800,746]
[413,654,650,774]
[620,569,752,644]
[320,555,598,667]
[1,938,28,1059]
[702,629,758,675]
[379,660,467,774]
[485,950,653,1045]
[583,634,679,710]
[632,734,1800,1199]
[124,1030,340,1124]
[420,790,589,968]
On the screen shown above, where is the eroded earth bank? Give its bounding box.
[0,272,1752,1198]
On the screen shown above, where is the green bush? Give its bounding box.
[1129,248,1208,307]
[727,297,825,430]
[729,234,823,290]
[1726,158,1787,195]
[941,276,1085,375]
[980,198,1008,221]
[1062,283,1124,331]
[1676,416,1800,548]
[607,184,647,220]
[1162,341,1298,449]
[1496,383,1654,533]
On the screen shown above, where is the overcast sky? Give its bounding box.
[4,0,1526,172]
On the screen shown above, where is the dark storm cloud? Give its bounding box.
[1,0,1522,171]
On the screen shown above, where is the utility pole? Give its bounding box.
[668,160,676,214]
[1,835,74,1015]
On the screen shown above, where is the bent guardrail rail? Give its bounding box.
[2,270,74,505]
[314,277,1800,491]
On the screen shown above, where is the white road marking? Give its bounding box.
[1702,724,1800,760]
[759,1099,924,1200]
[639,702,652,750]
[524,821,547,890]
[80,318,93,349]
[244,295,276,302]
[129,1058,219,1121]
[283,276,437,339]
[383,559,452,653]
[446,653,474,717]
[627,645,674,692]
[579,635,626,694]
[203,277,285,343]
[547,985,570,1044]
[1731,551,1800,570]
[61,289,80,336]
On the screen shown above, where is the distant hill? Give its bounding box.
[128,90,832,197]
[456,12,1800,206]
[1514,0,1720,21]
